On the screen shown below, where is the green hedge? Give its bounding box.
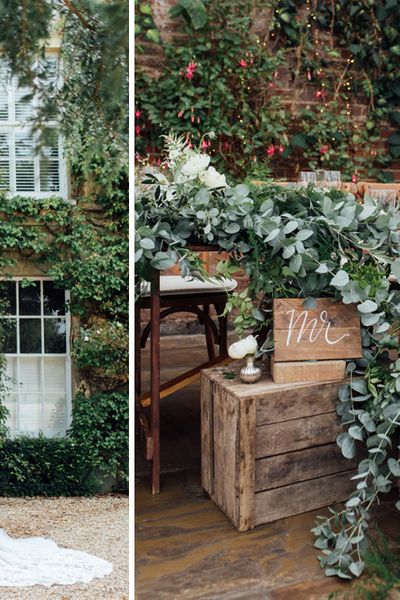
[68,390,128,484]
[0,436,100,496]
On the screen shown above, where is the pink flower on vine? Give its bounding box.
[319,145,329,155]
[352,173,358,183]
[135,126,141,136]
[266,144,275,156]
[135,110,141,118]
[202,140,211,149]
[239,59,248,68]
[315,89,326,99]
[277,145,284,154]
[185,62,197,80]
[177,111,184,118]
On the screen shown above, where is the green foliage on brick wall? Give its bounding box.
[136,0,400,181]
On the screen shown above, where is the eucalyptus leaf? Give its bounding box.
[331,270,349,288]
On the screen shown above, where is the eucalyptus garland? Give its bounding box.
[136,136,400,579]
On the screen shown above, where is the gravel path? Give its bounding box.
[0,494,128,599]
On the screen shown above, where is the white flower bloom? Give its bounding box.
[228,335,258,359]
[199,166,227,189]
[181,154,210,179]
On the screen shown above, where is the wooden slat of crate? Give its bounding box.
[255,412,342,458]
[254,471,356,525]
[201,366,355,531]
[213,387,240,525]
[255,444,356,491]
[271,356,346,384]
[200,375,214,494]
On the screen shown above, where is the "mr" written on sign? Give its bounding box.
[273,298,362,362]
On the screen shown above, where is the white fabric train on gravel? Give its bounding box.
[0,528,112,587]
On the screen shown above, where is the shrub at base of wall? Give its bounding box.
[0,436,101,497]
[68,391,129,486]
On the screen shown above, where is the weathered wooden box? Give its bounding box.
[201,365,356,531]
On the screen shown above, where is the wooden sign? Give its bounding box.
[273,298,362,362]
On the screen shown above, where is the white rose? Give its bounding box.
[228,335,258,359]
[181,154,210,178]
[199,166,227,189]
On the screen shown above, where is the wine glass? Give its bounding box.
[325,171,341,189]
[297,171,316,187]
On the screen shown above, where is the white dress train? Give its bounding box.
[0,528,113,587]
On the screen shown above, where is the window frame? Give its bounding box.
[0,55,69,200]
[1,276,72,437]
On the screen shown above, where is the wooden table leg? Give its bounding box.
[135,303,141,400]
[215,302,228,357]
[150,269,161,494]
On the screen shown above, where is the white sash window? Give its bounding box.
[0,58,67,198]
[1,279,71,437]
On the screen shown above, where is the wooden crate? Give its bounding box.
[201,365,356,531]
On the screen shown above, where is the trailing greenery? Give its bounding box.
[329,531,400,599]
[136,0,400,180]
[0,435,100,496]
[68,391,129,484]
[136,137,400,579]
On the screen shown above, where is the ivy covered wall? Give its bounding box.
[136,0,400,182]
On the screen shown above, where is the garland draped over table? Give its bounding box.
[135,135,400,579]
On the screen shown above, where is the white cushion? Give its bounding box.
[140,275,238,296]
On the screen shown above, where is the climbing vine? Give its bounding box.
[136,0,400,181]
[0,0,128,483]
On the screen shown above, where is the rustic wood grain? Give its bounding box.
[255,471,356,525]
[271,356,346,384]
[273,298,362,362]
[256,380,343,426]
[273,298,360,330]
[238,397,256,531]
[200,374,214,495]
[213,387,239,526]
[255,412,343,458]
[255,444,356,492]
[274,328,362,361]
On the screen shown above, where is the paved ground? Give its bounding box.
[135,334,399,600]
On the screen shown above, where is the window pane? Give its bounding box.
[44,394,67,435]
[0,318,16,353]
[5,394,17,430]
[40,159,60,192]
[15,132,33,157]
[16,161,35,191]
[0,134,10,190]
[44,318,66,353]
[20,318,42,353]
[18,393,41,432]
[15,86,34,121]
[5,357,17,392]
[43,357,65,391]
[19,357,41,392]
[0,281,16,314]
[0,61,10,121]
[19,281,41,315]
[43,282,65,316]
